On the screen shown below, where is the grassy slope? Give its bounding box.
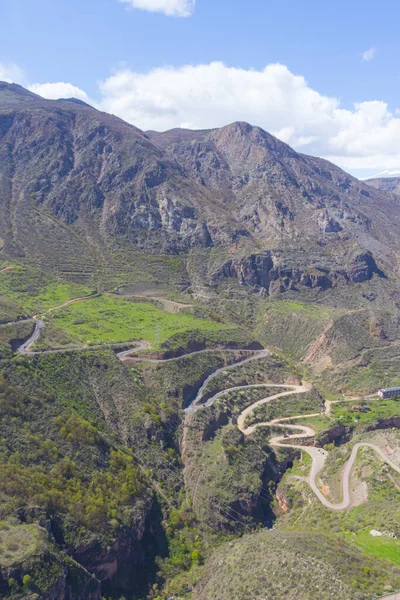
[194,530,400,600]
[0,349,157,598]
[48,295,234,347]
[0,266,92,315]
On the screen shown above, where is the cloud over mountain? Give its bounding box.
[28,82,92,103]
[99,62,400,172]
[4,60,400,174]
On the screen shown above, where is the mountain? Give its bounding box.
[366,176,400,195]
[1,82,400,300]
[2,83,400,600]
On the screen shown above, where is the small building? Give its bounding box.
[378,386,400,399]
[352,405,364,411]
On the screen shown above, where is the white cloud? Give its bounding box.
[98,61,400,173]
[3,58,400,175]
[0,62,26,85]
[28,82,92,103]
[362,47,376,62]
[119,0,195,17]
[99,62,339,136]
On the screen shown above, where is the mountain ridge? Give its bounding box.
[366,176,400,196]
[1,81,400,301]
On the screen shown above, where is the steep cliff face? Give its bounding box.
[149,122,400,266]
[71,499,152,586]
[40,568,101,600]
[366,176,400,195]
[0,83,228,257]
[0,520,101,600]
[211,250,385,294]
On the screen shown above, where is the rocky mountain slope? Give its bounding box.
[1,83,400,600]
[1,82,400,300]
[366,176,400,195]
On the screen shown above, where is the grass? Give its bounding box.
[0,266,92,315]
[265,300,337,319]
[49,295,233,346]
[0,520,47,567]
[285,451,312,477]
[346,529,400,565]
[199,354,298,404]
[331,396,400,427]
[276,429,400,576]
[287,414,332,433]
[245,390,323,426]
[195,529,400,600]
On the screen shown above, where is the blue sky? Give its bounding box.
[1,0,400,178]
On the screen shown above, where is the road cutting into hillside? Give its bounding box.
[186,371,400,510]
[0,265,15,273]
[43,293,98,315]
[12,313,400,510]
[234,385,400,510]
[105,292,193,314]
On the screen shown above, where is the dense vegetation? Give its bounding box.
[1,264,400,600]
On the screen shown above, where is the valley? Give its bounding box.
[0,82,400,600]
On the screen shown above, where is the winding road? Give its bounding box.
[186,349,270,412]
[235,385,400,510]
[7,295,400,511]
[17,319,45,353]
[187,367,400,511]
[0,265,15,273]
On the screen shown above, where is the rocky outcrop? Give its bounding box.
[275,486,291,513]
[42,567,101,600]
[364,415,400,432]
[0,552,101,600]
[366,176,400,195]
[316,425,354,447]
[211,250,384,294]
[348,252,385,283]
[70,497,153,586]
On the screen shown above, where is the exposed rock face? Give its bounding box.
[0,555,101,600]
[41,568,101,600]
[366,176,400,195]
[211,250,384,294]
[1,83,399,295]
[73,524,148,584]
[365,415,400,431]
[0,83,223,256]
[276,486,291,513]
[316,425,353,447]
[149,123,400,264]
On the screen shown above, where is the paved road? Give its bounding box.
[17,319,44,353]
[186,350,270,412]
[116,342,151,358]
[235,386,400,510]
[9,305,399,512]
[237,382,312,430]
[120,346,264,365]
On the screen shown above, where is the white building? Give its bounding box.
[378,386,400,399]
